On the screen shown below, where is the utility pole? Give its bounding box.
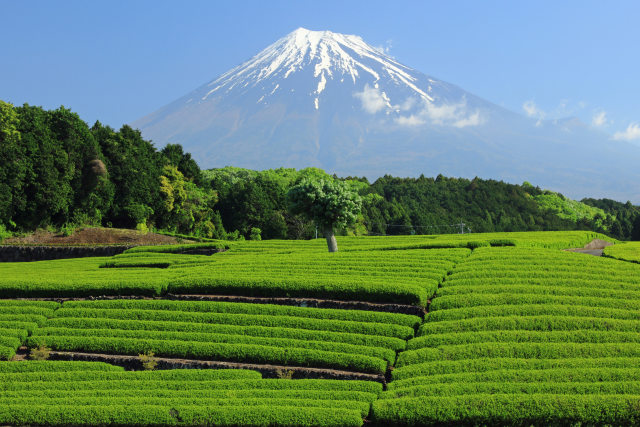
[315,226,318,239]
[459,221,465,234]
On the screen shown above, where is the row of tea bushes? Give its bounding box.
[28,300,421,374]
[604,241,640,264]
[166,248,470,305]
[0,257,170,298]
[0,362,379,426]
[373,247,640,425]
[0,245,470,305]
[0,301,59,360]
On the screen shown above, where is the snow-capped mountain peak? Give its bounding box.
[132,28,640,203]
[200,27,432,107]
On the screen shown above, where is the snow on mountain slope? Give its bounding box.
[132,28,640,202]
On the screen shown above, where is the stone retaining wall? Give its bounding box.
[0,245,133,262]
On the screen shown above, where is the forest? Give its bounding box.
[1,101,639,241]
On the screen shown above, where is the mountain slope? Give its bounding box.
[132,28,640,202]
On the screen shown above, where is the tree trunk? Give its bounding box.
[323,226,338,253]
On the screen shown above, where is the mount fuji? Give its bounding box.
[132,28,640,202]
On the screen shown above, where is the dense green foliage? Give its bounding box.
[0,231,608,302]
[582,197,640,240]
[0,364,378,426]
[603,241,640,263]
[287,177,362,251]
[3,232,640,425]
[0,101,230,238]
[26,299,419,373]
[1,101,638,241]
[376,246,640,425]
[0,301,60,360]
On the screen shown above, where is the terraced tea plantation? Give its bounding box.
[604,241,640,263]
[0,361,379,426]
[1,230,640,425]
[380,246,640,425]
[29,300,419,374]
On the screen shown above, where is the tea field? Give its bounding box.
[2,230,640,425]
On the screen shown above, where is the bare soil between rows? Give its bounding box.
[565,239,614,257]
[33,350,386,383]
[3,227,192,246]
[5,294,425,317]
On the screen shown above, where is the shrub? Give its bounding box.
[139,350,158,370]
[249,227,262,241]
[29,344,51,361]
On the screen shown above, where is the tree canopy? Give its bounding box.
[287,178,362,252]
[1,100,638,242]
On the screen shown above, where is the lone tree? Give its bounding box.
[287,178,362,252]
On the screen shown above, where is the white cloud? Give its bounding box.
[613,123,640,141]
[523,100,545,119]
[353,84,387,114]
[453,111,484,128]
[592,111,608,127]
[394,98,485,128]
[355,85,485,129]
[395,115,426,126]
[398,97,418,111]
[373,39,393,55]
[423,103,460,125]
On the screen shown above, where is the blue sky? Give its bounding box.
[3,0,639,141]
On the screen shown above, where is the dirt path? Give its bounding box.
[565,239,613,257]
[3,227,192,246]
[3,294,425,316]
[45,351,385,382]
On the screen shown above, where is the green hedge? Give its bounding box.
[0,361,124,373]
[168,275,429,306]
[64,300,421,328]
[390,357,640,382]
[32,328,396,364]
[26,335,388,374]
[0,405,365,427]
[408,330,640,350]
[397,343,640,366]
[0,368,262,383]
[0,300,60,309]
[389,367,640,392]
[0,398,371,417]
[381,380,640,399]
[417,315,640,337]
[0,389,377,403]
[372,394,640,426]
[0,280,167,298]
[427,304,640,322]
[0,321,38,334]
[0,329,28,342]
[603,242,640,264]
[430,293,640,312]
[44,318,407,351]
[53,308,415,339]
[1,377,383,393]
[0,345,15,361]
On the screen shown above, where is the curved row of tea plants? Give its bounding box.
[28,300,421,374]
[0,246,470,305]
[374,246,640,425]
[0,361,380,426]
[0,301,59,360]
[603,241,640,264]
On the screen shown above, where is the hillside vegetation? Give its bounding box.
[2,101,639,243]
[3,230,640,425]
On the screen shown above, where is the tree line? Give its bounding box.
[1,101,638,241]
